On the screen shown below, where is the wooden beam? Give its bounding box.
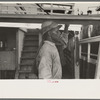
[0,14,100,20]
[0,22,41,28]
[0,14,99,24]
[81,56,97,64]
[80,35,100,44]
[74,31,80,79]
[41,7,74,11]
[87,25,91,63]
[41,3,74,6]
[86,26,91,78]
[0,4,37,8]
[81,52,97,57]
[95,42,100,79]
[0,14,99,28]
[19,28,27,33]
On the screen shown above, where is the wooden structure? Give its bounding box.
[80,24,100,79]
[0,14,100,79]
[37,3,74,15]
[0,4,38,14]
[0,27,17,79]
[0,3,74,15]
[16,29,40,79]
[0,27,27,79]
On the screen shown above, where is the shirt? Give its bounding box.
[37,41,62,79]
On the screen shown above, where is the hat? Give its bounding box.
[41,21,62,35]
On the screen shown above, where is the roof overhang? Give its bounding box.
[0,14,100,25]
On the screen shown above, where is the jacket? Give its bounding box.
[36,41,62,79]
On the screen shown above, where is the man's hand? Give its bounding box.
[61,24,69,49]
[64,24,69,34]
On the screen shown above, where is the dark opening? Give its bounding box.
[0,27,17,79]
[81,43,88,53]
[53,10,65,14]
[44,10,51,13]
[91,42,99,54]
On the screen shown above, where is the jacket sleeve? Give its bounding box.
[38,52,52,79]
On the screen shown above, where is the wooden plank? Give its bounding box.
[95,42,100,79]
[79,28,82,79]
[0,22,41,28]
[86,25,91,78]
[81,56,97,64]
[80,35,100,43]
[0,14,100,20]
[0,14,99,25]
[86,43,91,78]
[42,7,74,11]
[41,3,74,6]
[1,10,38,14]
[0,4,37,8]
[74,31,80,79]
[81,52,97,57]
[87,43,91,63]
[15,29,19,79]
[87,25,91,63]
[15,29,25,79]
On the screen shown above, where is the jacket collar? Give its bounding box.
[44,41,55,47]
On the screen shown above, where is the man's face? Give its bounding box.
[50,27,68,48]
[50,27,61,43]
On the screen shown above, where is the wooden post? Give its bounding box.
[51,3,53,15]
[74,31,80,79]
[95,42,100,79]
[86,43,90,78]
[79,43,82,78]
[15,28,27,79]
[86,25,91,78]
[15,29,20,79]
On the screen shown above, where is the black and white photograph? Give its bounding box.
[0,2,100,80]
[0,1,100,99]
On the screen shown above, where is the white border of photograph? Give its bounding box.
[0,1,100,99]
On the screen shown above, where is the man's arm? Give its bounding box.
[38,53,52,79]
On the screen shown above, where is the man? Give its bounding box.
[36,21,68,79]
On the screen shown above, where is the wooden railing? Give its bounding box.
[79,25,100,79]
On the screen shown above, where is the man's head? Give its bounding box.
[41,21,68,47]
[41,21,62,36]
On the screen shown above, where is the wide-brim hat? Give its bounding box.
[41,21,62,35]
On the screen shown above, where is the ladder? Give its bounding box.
[17,29,39,79]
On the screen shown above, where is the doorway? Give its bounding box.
[0,27,18,79]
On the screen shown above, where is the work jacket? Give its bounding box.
[36,41,62,79]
